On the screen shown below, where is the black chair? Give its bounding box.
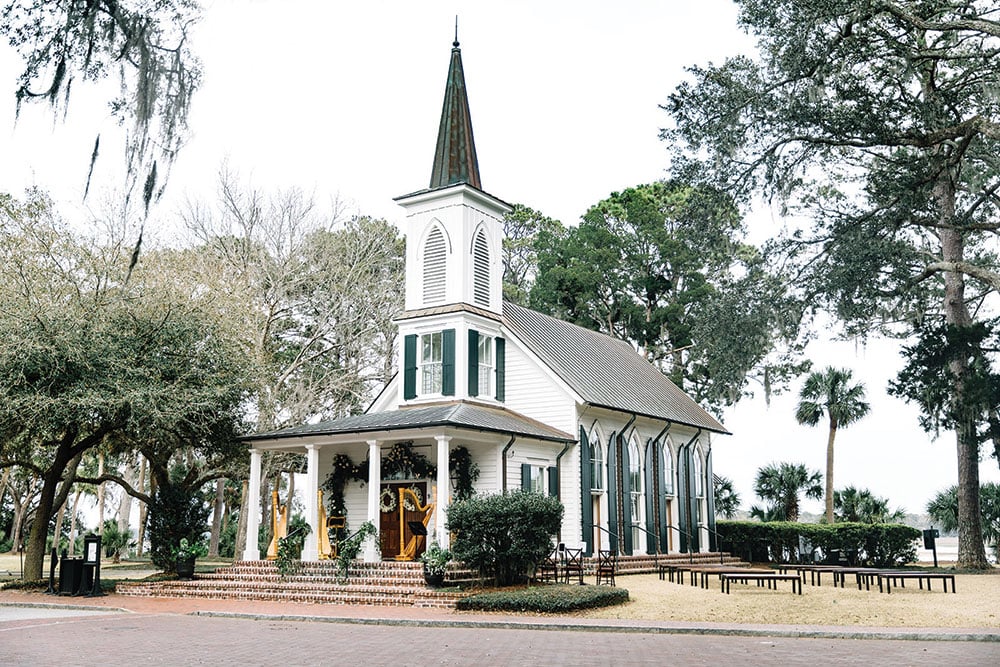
[562,548,584,585]
[536,548,560,583]
[596,550,617,586]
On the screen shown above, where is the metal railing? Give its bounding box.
[665,525,698,563]
[587,524,618,555]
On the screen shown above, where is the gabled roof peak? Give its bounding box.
[429,36,481,190]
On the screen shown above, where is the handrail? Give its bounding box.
[664,525,697,563]
[587,524,618,555]
[702,524,727,563]
[629,524,664,559]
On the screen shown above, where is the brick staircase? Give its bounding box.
[116,552,741,608]
[116,560,471,608]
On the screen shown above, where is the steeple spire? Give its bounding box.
[429,31,481,190]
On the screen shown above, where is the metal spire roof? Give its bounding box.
[429,34,482,190]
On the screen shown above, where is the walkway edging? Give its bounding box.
[189,610,1000,643]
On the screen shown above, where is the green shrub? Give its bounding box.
[147,483,211,572]
[456,584,629,612]
[717,520,919,567]
[447,491,563,586]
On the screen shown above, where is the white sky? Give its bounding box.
[2,0,997,518]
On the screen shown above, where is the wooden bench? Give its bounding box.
[777,564,848,587]
[686,565,771,589]
[878,571,956,594]
[720,572,802,595]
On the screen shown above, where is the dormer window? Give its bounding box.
[420,332,444,394]
[472,227,490,308]
[403,330,455,400]
[423,227,447,305]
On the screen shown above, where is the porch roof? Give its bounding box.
[243,401,575,444]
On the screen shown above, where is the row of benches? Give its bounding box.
[658,562,956,595]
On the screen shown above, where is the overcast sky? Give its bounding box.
[2,0,998,517]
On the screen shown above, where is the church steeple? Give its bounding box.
[429,33,481,190]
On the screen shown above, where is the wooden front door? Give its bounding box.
[378,482,428,560]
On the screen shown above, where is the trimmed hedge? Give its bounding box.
[456,584,629,613]
[717,520,920,567]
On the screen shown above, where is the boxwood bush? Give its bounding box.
[456,584,628,612]
[446,490,563,586]
[717,520,920,567]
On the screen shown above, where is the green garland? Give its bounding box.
[321,442,480,519]
[449,446,480,501]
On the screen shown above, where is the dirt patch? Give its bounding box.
[578,571,1000,628]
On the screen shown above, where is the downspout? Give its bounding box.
[501,435,516,493]
[651,421,672,553]
[618,414,636,554]
[554,439,574,543]
[680,429,702,553]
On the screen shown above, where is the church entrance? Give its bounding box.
[378,482,429,560]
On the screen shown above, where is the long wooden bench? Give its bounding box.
[777,564,848,587]
[685,565,770,589]
[720,572,802,594]
[878,571,956,594]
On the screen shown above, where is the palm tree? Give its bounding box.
[833,486,905,524]
[795,367,871,523]
[751,462,823,522]
[713,475,741,519]
[928,483,1000,560]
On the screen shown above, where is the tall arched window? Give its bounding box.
[472,227,490,308]
[629,436,643,549]
[590,428,604,492]
[662,444,674,496]
[423,227,447,304]
[693,444,704,499]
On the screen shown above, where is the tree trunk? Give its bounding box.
[825,421,838,524]
[23,445,77,580]
[67,488,82,556]
[235,479,249,561]
[135,456,148,556]
[938,180,989,569]
[51,495,68,553]
[137,468,154,558]
[96,452,106,535]
[118,454,136,533]
[208,478,225,557]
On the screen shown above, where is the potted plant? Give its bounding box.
[419,542,452,587]
[172,538,208,580]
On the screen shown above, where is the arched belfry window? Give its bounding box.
[472,227,490,308]
[423,226,447,305]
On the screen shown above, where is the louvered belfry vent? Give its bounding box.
[472,228,490,307]
[423,227,447,304]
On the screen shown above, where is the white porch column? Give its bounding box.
[303,444,320,560]
[364,440,381,562]
[435,435,451,548]
[243,448,262,561]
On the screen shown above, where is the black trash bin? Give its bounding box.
[58,556,84,595]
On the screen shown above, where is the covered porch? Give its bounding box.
[241,402,575,562]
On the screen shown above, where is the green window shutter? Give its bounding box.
[467,329,479,396]
[547,466,558,497]
[621,436,633,556]
[521,463,531,491]
[606,433,618,554]
[656,440,668,554]
[677,443,690,553]
[494,337,505,401]
[442,328,456,396]
[706,448,717,552]
[579,426,593,556]
[644,438,657,555]
[685,444,700,552]
[403,334,417,399]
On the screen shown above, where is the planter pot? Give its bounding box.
[176,556,196,580]
[423,566,445,587]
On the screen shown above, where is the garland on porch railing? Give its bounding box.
[320,442,481,521]
[449,446,479,501]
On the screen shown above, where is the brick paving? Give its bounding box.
[1,589,999,666]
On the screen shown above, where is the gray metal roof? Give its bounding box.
[502,301,728,434]
[244,401,575,443]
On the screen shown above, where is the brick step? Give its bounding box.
[117,585,463,607]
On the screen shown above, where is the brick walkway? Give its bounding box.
[1,591,999,667]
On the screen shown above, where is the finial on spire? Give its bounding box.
[453,16,459,48]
